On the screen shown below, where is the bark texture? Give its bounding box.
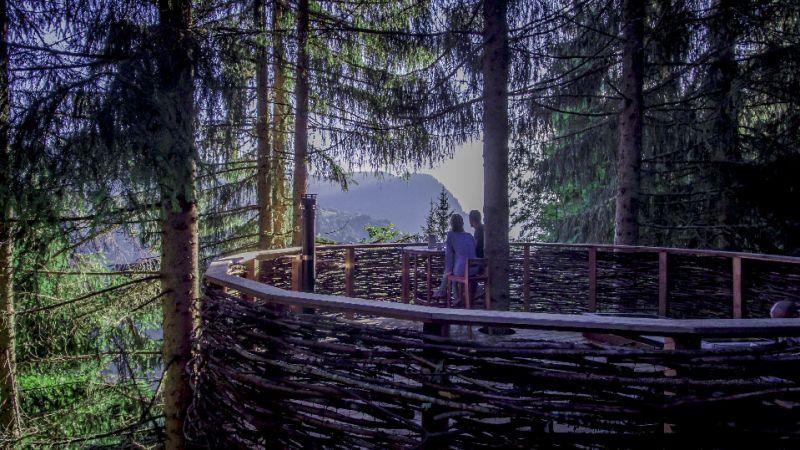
[0,0,20,436]
[272,0,288,248]
[482,0,511,311]
[157,1,198,448]
[614,0,645,246]
[291,0,310,246]
[255,0,273,250]
[0,222,17,437]
[707,0,741,250]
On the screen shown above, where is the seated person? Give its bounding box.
[434,214,477,303]
[469,209,484,258]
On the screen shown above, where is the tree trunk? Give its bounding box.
[0,0,20,436]
[255,0,273,250]
[614,0,644,246]
[291,0,310,247]
[482,0,511,311]
[272,0,288,248]
[0,222,18,438]
[272,150,287,247]
[157,1,198,449]
[707,0,741,250]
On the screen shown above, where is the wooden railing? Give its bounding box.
[206,247,800,344]
[235,242,800,319]
[193,249,800,448]
[528,243,800,318]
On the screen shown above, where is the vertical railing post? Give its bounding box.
[658,251,669,317]
[522,244,530,311]
[344,247,355,297]
[732,256,744,319]
[243,258,259,301]
[588,247,597,312]
[291,255,301,292]
[401,251,410,303]
[412,255,418,302]
[426,255,433,303]
[245,258,259,282]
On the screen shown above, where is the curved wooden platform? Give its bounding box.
[206,247,800,340]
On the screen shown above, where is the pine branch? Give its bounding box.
[17,275,161,315]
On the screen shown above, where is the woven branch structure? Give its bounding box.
[189,289,800,448]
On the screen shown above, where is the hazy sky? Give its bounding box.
[419,140,484,213]
[422,140,523,238]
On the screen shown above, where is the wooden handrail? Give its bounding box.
[243,242,800,266]
[518,242,800,265]
[224,242,800,321]
[206,251,800,339]
[248,242,800,264]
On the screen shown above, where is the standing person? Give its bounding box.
[433,214,477,304]
[469,210,484,258]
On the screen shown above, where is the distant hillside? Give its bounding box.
[310,172,465,235]
[316,208,392,243]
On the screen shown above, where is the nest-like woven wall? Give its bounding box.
[257,244,800,318]
[188,289,800,449]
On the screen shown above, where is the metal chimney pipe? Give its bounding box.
[300,194,317,294]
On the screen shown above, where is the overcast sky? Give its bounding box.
[419,140,484,214]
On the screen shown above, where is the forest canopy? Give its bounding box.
[1,0,798,447]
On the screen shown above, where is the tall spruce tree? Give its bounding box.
[434,188,453,240]
[271,0,289,249]
[0,0,20,436]
[6,1,174,444]
[156,1,197,448]
[483,0,511,310]
[292,0,310,246]
[704,0,741,249]
[255,0,274,250]
[614,0,644,245]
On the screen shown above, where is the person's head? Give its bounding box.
[450,214,465,232]
[469,210,482,228]
[770,300,800,318]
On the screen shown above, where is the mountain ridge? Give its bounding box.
[311,172,465,236]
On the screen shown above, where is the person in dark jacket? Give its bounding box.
[469,210,484,258]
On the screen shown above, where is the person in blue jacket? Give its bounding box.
[434,214,476,304]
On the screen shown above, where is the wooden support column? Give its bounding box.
[662,334,700,434]
[588,247,597,312]
[658,251,669,317]
[663,336,701,351]
[421,321,449,446]
[522,244,530,311]
[344,248,355,297]
[732,256,744,319]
